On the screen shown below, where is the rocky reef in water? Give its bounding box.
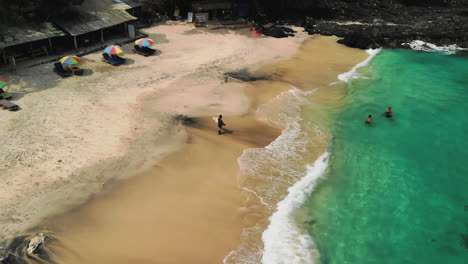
[255,0,468,49]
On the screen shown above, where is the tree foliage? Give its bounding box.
[0,0,74,24]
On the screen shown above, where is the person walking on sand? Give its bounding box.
[366,114,373,125]
[217,115,226,135]
[385,107,393,119]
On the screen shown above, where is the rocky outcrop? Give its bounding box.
[254,0,468,49]
[0,232,55,264]
[304,8,468,49]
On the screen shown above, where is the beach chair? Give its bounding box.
[142,47,156,55]
[0,99,20,111]
[102,53,120,65]
[111,54,127,64]
[0,92,13,100]
[53,62,72,77]
[0,88,12,100]
[133,45,153,56]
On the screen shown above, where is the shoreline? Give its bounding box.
[257,47,380,264]
[0,23,309,259]
[1,24,369,264]
[225,36,369,264]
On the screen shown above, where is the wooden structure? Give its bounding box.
[113,0,144,17]
[192,0,232,11]
[191,0,252,20]
[53,6,137,52]
[0,22,66,67]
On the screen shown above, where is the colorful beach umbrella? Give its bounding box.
[59,55,82,66]
[104,45,124,55]
[0,78,8,88]
[135,38,155,47]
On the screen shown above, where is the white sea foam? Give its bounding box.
[225,51,381,264]
[224,87,325,264]
[336,49,381,83]
[242,187,271,207]
[261,153,329,264]
[403,40,467,55]
[237,88,312,203]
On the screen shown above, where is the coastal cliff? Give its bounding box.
[255,0,468,49]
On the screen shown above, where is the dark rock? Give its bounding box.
[1,233,56,264]
[1,254,28,264]
[225,70,270,82]
[252,0,468,50]
[262,25,295,38]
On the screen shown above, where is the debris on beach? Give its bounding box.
[26,233,45,255]
[224,69,270,82]
[1,232,57,264]
[0,99,20,112]
[173,115,195,126]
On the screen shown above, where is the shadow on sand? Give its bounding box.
[219,128,234,135]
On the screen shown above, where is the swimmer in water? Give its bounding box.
[385,107,393,119]
[366,114,372,125]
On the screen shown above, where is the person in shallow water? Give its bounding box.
[366,114,373,125]
[385,106,393,119]
[217,115,226,135]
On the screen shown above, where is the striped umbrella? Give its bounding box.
[104,45,124,55]
[135,38,155,47]
[0,78,8,88]
[59,55,82,66]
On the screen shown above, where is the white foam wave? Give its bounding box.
[238,89,312,193]
[261,153,329,264]
[223,87,326,264]
[403,40,467,55]
[223,250,237,264]
[242,187,271,207]
[335,49,381,83]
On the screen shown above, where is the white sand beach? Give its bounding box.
[0,23,309,242]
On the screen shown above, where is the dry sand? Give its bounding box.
[0,23,308,242]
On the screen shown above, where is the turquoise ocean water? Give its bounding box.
[303,49,468,264]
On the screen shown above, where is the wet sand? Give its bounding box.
[40,36,369,264]
[48,117,279,264]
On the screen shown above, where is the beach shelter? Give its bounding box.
[135,38,155,47]
[104,45,124,55]
[59,56,82,66]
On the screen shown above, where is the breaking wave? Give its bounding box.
[261,153,329,264]
[224,50,380,264]
[403,40,467,54]
[336,49,381,83]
